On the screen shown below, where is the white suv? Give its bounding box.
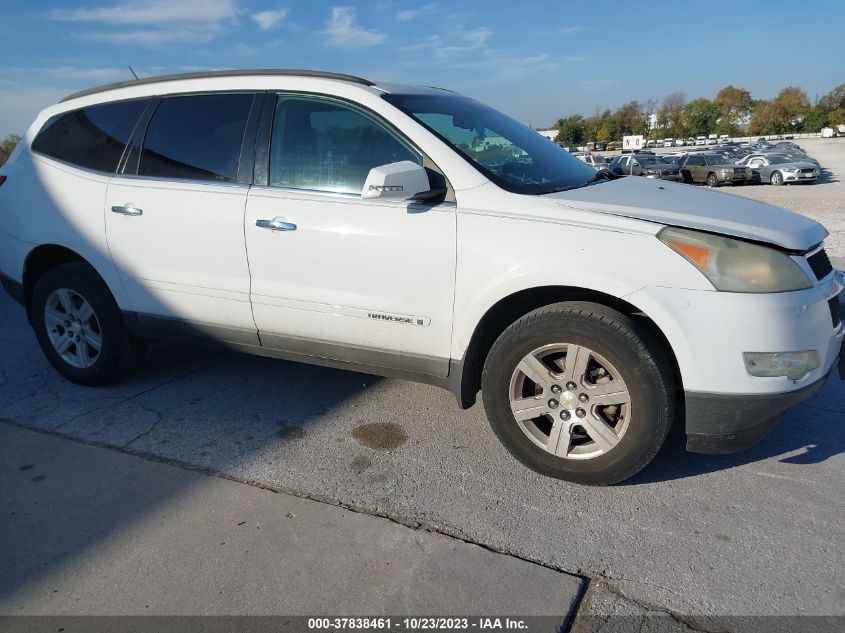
[1,70,843,485]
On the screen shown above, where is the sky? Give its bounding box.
[1,0,843,137]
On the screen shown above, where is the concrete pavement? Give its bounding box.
[0,423,584,624]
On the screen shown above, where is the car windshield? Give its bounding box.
[768,156,789,164]
[640,155,667,164]
[383,93,596,194]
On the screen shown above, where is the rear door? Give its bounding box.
[105,92,261,342]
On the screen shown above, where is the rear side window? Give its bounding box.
[139,94,253,183]
[31,99,148,172]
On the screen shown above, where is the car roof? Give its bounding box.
[60,68,453,103]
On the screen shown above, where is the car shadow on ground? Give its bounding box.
[625,393,844,486]
[0,327,378,604]
[815,167,839,184]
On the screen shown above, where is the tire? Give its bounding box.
[770,171,784,186]
[706,172,719,187]
[30,262,144,386]
[680,169,692,184]
[481,302,674,485]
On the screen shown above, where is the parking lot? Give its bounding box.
[1,139,843,631]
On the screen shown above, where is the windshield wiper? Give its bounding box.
[582,170,615,186]
[540,170,618,194]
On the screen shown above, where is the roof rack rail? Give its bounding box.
[61,68,375,103]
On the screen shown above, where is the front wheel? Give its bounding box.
[706,172,719,187]
[481,302,674,485]
[30,262,144,386]
[770,171,784,186]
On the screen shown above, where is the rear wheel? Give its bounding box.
[706,172,719,187]
[30,262,144,386]
[481,302,674,485]
[770,170,784,186]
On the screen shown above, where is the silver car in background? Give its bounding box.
[741,154,819,185]
[577,154,609,171]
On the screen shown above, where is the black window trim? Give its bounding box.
[253,90,454,203]
[30,96,153,177]
[119,90,262,186]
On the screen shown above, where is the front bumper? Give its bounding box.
[685,348,843,453]
[783,170,819,182]
[645,172,683,182]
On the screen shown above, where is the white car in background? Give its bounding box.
[577,154,609,171]
[1,69,842,485]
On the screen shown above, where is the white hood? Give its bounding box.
[544,176,827,251]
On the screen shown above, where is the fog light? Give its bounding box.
[743,351,820,380]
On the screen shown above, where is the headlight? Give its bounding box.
[783,167,798,173]
[723,168,734,174]
[658,227,812,292]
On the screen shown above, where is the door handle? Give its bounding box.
[256,219,296,231]
[111,205,143,216]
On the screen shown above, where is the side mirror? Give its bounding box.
[361,161,431,201]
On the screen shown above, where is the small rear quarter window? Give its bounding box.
[32,99,148,173]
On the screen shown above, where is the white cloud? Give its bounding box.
[252,8,288,31]
[397,4,437,22]
[50,0,239,25]
[321,7,385,49]
[434,27,491,57]
[80,27,217,47]
[398,27,492,57]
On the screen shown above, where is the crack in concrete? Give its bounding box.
[122,401,164,448]
[574,579,727,633]
[3,418,731,631]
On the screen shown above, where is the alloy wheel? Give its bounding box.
[44,288,102,369]
[508,343,631,460]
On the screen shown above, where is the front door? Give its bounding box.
[105,93,259,342]
[244,94,457,377]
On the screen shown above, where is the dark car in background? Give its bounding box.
[608,153,682,181]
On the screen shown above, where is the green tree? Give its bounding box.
[749,102,786,136]
[817,84,845,113]
[0,134,21,166]
[829,107,845,126]
[554,115,586,146]
[772,86,809,129]
[614,100,647,136]
[683,98,720,137]
[801,106,828,132]
[713,85,752,134]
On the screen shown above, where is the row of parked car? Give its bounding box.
[575,140,820,186]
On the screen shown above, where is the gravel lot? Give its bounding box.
[0,138,843,631]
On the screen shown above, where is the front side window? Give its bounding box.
[32,99,148,172]
[139,93,254,182]
[383,93,595,194]
[270,95,420,194]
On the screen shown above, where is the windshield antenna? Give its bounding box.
[128,66,140,80]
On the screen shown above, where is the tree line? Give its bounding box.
[554,84,845,145]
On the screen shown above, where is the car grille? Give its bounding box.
[807,249,833,280]
[800,168,815,174]
[829,296,842,328]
